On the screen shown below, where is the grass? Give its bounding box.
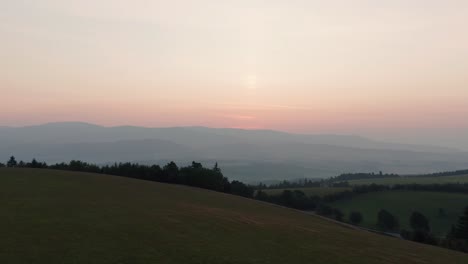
[263,187,351,197]
[347,175,468,185]
[330,191,468,236]
[0,168,467,264]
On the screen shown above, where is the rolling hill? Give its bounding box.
[2,122,468,182]
[0,168,467,263]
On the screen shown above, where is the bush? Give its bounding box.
[377,209,399,232]
[349,211,363,225]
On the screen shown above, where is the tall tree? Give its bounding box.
[349,211,363,225]
[452,206,468,240]
[410,211,430,233]
[163,161,179,183]
[6,156,17,167]
[377,209,399,231]
[213,162,220,173]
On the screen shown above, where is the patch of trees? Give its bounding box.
[442,206,468,252]
[7,156,17,167]
[255,190,320,211]
[400,207,468,252]
[392,183,468,194]
[229,180,255,198]
[254,190,348,222]
[377,209,399,232]
[4,156,47,168]
[319,183,468,204]
[259,179,329,190]
[315,204,345,221]
[400,212,437,245]
[330,172,399,182]
[319,184,388,203]
[349,211,363,225]
[2,156,254,198]
[414,169,468,178]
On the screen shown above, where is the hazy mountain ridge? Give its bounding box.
[0,122,459,152]
[1,122,467,181]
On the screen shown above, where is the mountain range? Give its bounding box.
[1,122,467,182]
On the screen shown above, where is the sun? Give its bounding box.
[246,74,257,90]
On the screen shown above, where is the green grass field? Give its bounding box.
[347,175,468,185]
[330,191,468,236]
[1,168,467,263]
[263,187,350,197]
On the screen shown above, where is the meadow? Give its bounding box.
[330,191,468,236]
[0,168,467,263]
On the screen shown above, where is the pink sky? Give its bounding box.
[1,0,468,146]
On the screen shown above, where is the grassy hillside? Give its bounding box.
[1,168,467,264]
[347,175,468,185]
[263,187,350,197]
[330,191,468,236]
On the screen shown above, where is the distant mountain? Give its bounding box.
[2,139,195,164]
[0,122,459,152]
[1,122,467,182]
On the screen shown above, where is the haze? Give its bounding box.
[1,0,468,149]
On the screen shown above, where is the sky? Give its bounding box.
[1,0,468,147]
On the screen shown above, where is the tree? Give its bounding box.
[0,162,4,168]
[213,162,221,173]
[6,156,17,167]
[191,161,202,169]
[438,208,446,217]
[255,190,269,201]
[316,204,333,216]
[333,208,344,222]
[30,158,40,168]
[377,209,399,231]
[230,181,254,198]
[410,211,430,233]
[349,211,363,225]
[452,206,468,240]
[162,161,179,183]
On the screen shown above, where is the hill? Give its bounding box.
[0,168,467,263]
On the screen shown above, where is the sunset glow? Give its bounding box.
[1,0,467,144]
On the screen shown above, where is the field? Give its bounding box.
[1,168,467,263]
[330,191,468,236]
[347,175,468,185]
[263,187,350,197]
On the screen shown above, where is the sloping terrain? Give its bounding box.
[0,168,467,263]
[330,190,468,236]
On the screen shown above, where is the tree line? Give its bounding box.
[413,169,468,178]
[257,179,350,190]
[330,172,399,182]
[321,183,468,204]
[2,156,254,198]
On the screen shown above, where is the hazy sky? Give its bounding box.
[1,1,467,146]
